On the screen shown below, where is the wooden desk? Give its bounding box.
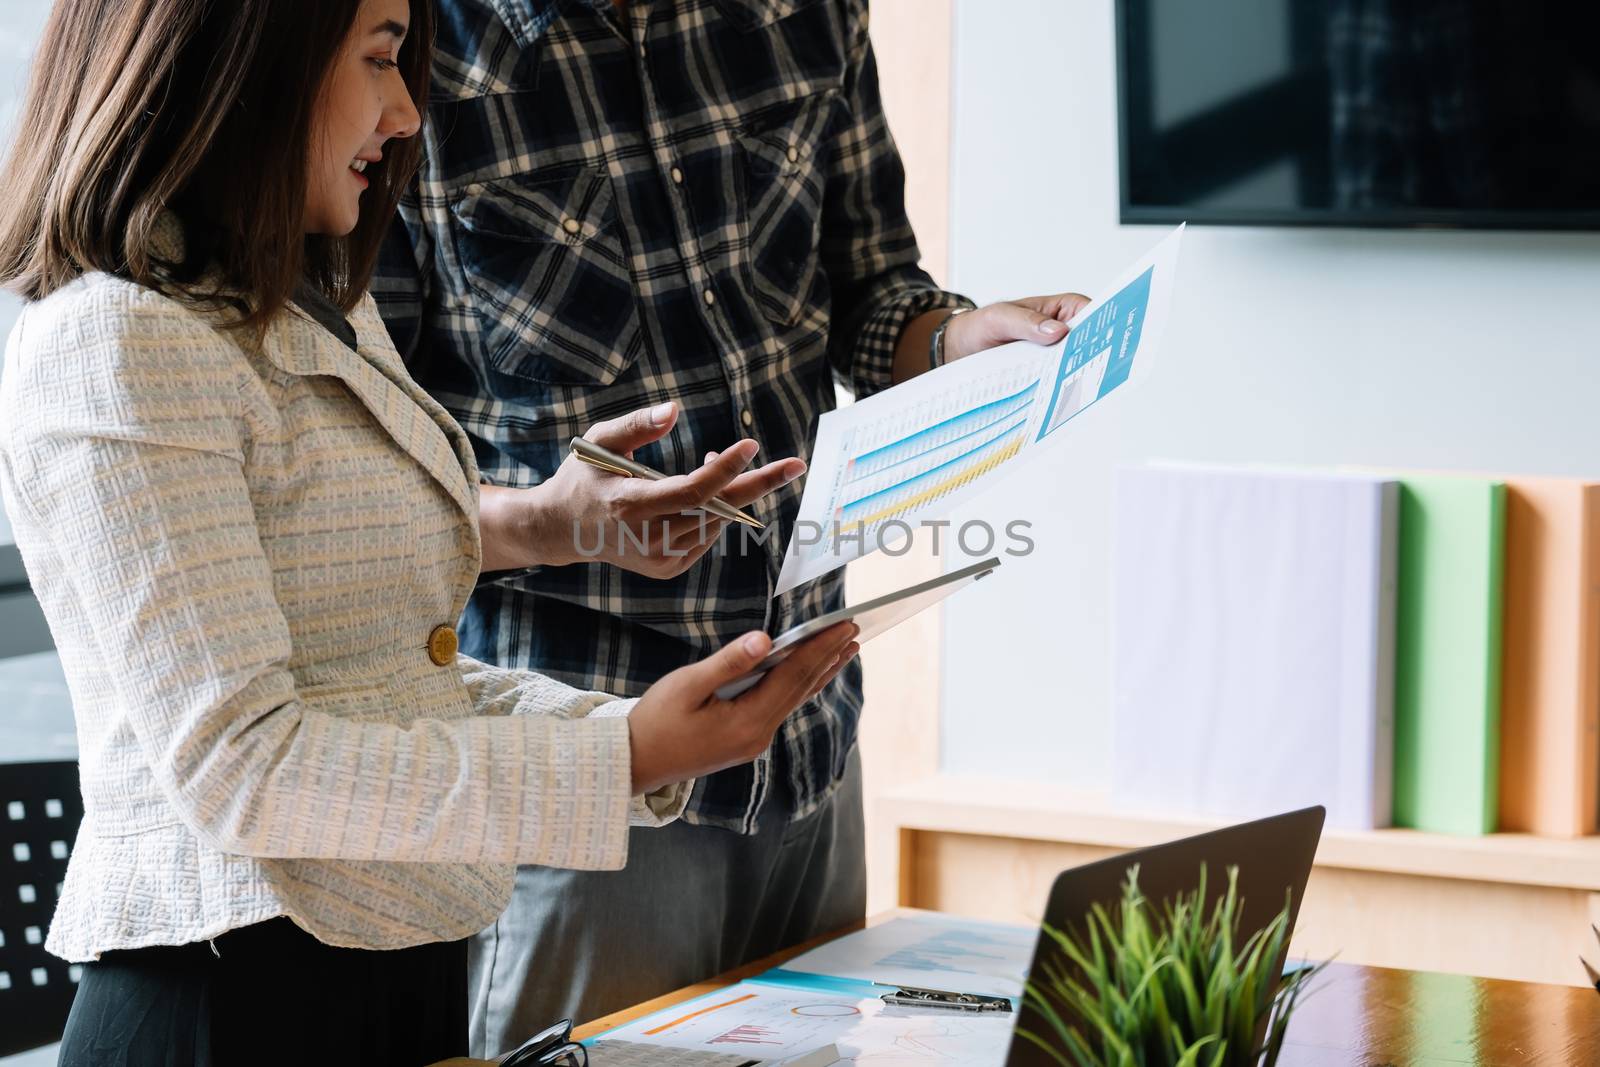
[573,910,1600,1064]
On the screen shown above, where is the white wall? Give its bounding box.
[940,0,1600,791]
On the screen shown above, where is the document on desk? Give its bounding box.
[589,978,1013,1066]
[587,1039,839,1066]
[773,225,1184,595]
[773,914,1036,1000]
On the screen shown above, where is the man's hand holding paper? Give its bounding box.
[775,226,1185,595]
[938,291,1095,361]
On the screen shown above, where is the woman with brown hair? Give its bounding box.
[0,0,856,1062]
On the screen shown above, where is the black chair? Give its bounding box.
[0,760,82,1057]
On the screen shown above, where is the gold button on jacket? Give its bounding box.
[427,624,459,666]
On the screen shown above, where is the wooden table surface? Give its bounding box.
[1278,960,1600,1065]
[573,909,1600,1065]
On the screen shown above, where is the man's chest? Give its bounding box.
[426,0,849,195]
[420,0,856,391]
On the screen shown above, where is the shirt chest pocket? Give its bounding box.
[450,168,643,387]
[739,90,841,329]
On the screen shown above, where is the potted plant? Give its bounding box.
[1015,865,1324,1067]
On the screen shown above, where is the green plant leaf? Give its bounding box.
[1014,1027,1082,1067]
[1020,865,1326,1067]
[1173,1035,1222,1067]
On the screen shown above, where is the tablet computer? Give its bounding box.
[715,557,1001,700]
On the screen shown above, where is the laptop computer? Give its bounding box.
[1004,806,1326,1067]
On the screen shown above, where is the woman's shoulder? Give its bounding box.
[18,271,241,355]
[2,273,251,447]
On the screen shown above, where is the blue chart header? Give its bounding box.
[1036,265,1154,442]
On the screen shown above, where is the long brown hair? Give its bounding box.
[0,0,433,332]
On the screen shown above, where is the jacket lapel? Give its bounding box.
[263,303,481,527]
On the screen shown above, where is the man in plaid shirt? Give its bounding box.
[375,0,1085,1053]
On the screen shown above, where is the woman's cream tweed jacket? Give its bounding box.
[0,243,689,962]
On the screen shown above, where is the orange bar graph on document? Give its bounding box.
[643,992,759,1036]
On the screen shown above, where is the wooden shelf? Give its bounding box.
[877,774,1600,892]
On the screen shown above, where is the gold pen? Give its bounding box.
[568,437,765,529]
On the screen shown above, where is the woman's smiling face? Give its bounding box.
[304,0,421,235]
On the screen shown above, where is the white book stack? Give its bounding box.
[1111,464,1399,830]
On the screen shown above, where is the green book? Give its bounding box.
[1392,476,1506,835]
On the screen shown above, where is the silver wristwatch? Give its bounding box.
[928,308,969,372]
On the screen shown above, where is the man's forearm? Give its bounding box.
[891,308,957,386]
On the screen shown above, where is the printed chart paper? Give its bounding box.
[590,978,1013,1066]
[776,914,1036,999]
[773,226,1183,595]
[587,1039,839,1066]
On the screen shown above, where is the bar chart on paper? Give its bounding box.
[712,1023,786,1047]
[774,225,1184,595]
[824,365,1046,557]
[598,983,864,1057]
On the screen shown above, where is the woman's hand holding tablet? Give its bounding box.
[627,622,862,796]
[715,557,1001,700]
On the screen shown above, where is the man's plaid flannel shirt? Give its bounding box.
[373,0,972,833]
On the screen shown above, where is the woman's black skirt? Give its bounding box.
[57,917,467,1066]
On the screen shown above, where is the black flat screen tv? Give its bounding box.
[1116,0,1600,229]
